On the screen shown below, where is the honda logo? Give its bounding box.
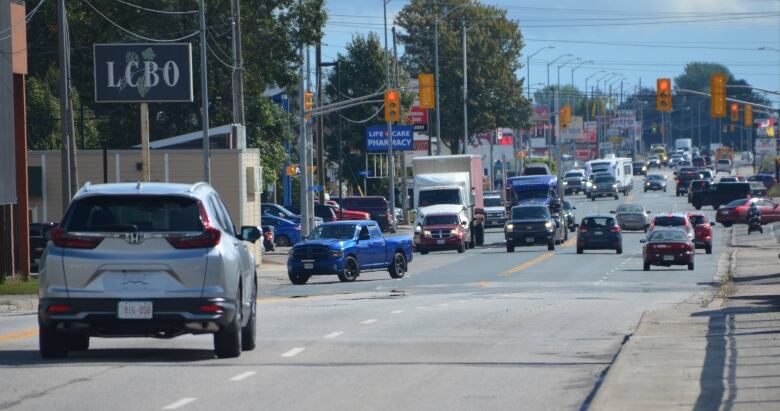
[124,232,145,245]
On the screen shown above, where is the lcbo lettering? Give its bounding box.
[105,60,181,88]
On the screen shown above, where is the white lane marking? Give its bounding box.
[391,310,404,314]
[361,319,378,324]
[163,398,197,410]
[438,303,449,307]
[323,331,343,339]
[281,347,306,357]
[416,306,429,310]
[229,371,257,382]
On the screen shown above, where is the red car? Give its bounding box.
[416,213,467,254]
[648,213,695,243]
[325,202,371,221]
[715,197,780,227]
[642,228,695,271]
[687,212,714,254]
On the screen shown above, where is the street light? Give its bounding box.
[434,2,469,155]
[585,70,606,103]
[570,61,593,89]
[547,53,572,88]
[557,57,580,91]
[527,46,554,99]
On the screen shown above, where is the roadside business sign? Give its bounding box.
[94,43,194,103]
[405,106,429,132]
[365,125,414,152]
[755,138,775,154]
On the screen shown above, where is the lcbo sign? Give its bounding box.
[365,125,414,152]
[94,43,193,103]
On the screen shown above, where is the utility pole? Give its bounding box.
[230,0,245,127]
[298,45,309,235]
[383,0,396,229]
[393,27,407,222]
[57,0,78,208]
[316,43,325,204]
[199,0,211,182]
[462,17,468,155]
[433,4,442,155]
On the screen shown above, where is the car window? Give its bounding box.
[582,217,614,228]
[653,216,686,227]
[595,176,615,183]
[725,199,749,208]
[66,195,203,232]
[512,207,550,220]
[650,230,687,242]
[484,197,503,207]
[309,224,356,240]
[425,214,459,225]
[358,226,370,239]
[689,215,706,226]
[369,224,383,239]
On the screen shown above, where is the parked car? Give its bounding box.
[262,203,323,226]
[641,228,695,271]
[715,159,733,173]
[716,197,780,227]
[613,204,651,232]
[692,182,751,210]
[643,174,667,192]
[417,213,468,254]
[286,221,413,284]
[505,204,566,252]
[261,215,302,246]
[29,222,57,273]
[38,182,261,359]
[648,213,695,242]
[687,180,711,204]
[483,194,507,228]
[632,161,648,176]
[590,174,620,201]
[325,200,372,221]
[748,173,778,189]
[563,200,577,232]
[687,212,714,254]
[341,196,395,232]
[576,214,623,254]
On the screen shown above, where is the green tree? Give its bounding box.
[533,85,585,115]
[395,0,531,153]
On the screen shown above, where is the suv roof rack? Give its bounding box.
[189,182,209,193]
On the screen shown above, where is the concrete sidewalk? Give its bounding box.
[590,224,780,410]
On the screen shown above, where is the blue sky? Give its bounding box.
[321,0,780,106]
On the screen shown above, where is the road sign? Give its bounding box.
[94,43,193,103]
[357,170,373,177]
[755,138,774,154]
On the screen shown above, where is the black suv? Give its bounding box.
[676,170,701,196]
[692,182,751,210]
[504,205,566,252]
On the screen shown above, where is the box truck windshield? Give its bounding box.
[418,189,462,207]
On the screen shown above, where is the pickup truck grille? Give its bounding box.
[292,246,331,261]
[430,229,452,239]
[513,222,546,232]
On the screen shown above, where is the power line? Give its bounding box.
[207,40,238,69]
[83,0,200,43]
[115,0,198,15]
[0,0,47,41]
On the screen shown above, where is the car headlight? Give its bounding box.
[450,228,459,235]
[563,181,568,186]
[545,221,554,230]
[505,224,514,231]
[415,225,422,232]
[330,250,343,258]
[423,230,432,237]
[586,182,593,187]
[613,184,618,188]
[642,166,647,171]
[645,182,650,186]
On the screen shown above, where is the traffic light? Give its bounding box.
[656,78,672,112]
[744,104,753,128]
[418,74,435,109]
[729,103,739,123]
[560,105,572,128]
[710,73,726,118]
[304,91,313,111]
[384,89,401,122]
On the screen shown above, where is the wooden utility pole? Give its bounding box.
[57,0,76,208]
[230,0,245,136]
[316,43,325,203]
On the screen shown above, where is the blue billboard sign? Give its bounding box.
[365,125,414,152]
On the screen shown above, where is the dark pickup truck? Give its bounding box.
[504,204,566,252]
[692,182,751,210]
[676,170,702,196]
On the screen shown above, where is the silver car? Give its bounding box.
[38,182,260,359]
[613,204,651,232]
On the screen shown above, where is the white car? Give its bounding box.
[741,152,753,161]
[716,159,733,173]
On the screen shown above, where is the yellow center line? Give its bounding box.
[0,329,38,342]
[625,192,634,204]
[501,252,554,276]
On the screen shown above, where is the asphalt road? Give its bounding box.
[0,165,742,411]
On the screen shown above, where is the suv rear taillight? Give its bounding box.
[51,228,104,249]
[166,202,221,249]
[610,225,621,233]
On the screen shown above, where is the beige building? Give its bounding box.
[27,148,264,262]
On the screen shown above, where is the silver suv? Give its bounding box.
[38,182,260,359]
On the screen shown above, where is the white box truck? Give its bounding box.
[675,138,693,152]
[412,155,486,247]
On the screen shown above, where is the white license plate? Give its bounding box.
[117,301,153,319]
[436,239,445,245]
[663,255,674,261]
[594,231,603,235]
[525,237,534,243]
[304,263,314,269]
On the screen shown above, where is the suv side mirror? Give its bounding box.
[240,226,262,243]
[43,225,57,241]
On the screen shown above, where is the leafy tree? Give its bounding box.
[533,85,585,115]
[395,0,531,153]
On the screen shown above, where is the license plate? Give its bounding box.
[594,231,603,235]
[663,255,674,261]
[525,237,534,243]
[436,239,445,245]
[304,263,314,269]
[117,301,153,319]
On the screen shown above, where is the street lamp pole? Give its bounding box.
[527,46,554,99]
[462,18,468,154]
[383,0,396,229]
[547,53,572,88]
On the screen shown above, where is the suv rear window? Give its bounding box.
[653,216,686,227]
[582,217,614,228]
[65,195,203,232]
[342,197,388,208]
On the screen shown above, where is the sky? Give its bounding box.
[321,0,780,107]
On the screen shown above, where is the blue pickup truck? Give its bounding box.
[287,221,413,285]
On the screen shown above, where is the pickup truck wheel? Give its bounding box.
[241,275,257,351]
[338,257,359,282]
[389,252,407,279]
[706,244,713,254]
[507,243,515,253]
[548,241,555,251]
[688,262,695,271]
[288,272,310,285]
[276,235,291,247]
[693,203,702,210]
[458,242,466,253]
[214,313,242,359]
[722,222,732,227]
[39,321,69,359]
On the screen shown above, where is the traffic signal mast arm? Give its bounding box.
[674,88,777,113]
[304,90,387,117]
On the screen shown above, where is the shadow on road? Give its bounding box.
[0,348,218,366]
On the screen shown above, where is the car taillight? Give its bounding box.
[610,225,621,233]
[47,304,72,313]
[51,227,103,249]
[166,202,221,249]
[579,226,588,232]
[198,304,224,314]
